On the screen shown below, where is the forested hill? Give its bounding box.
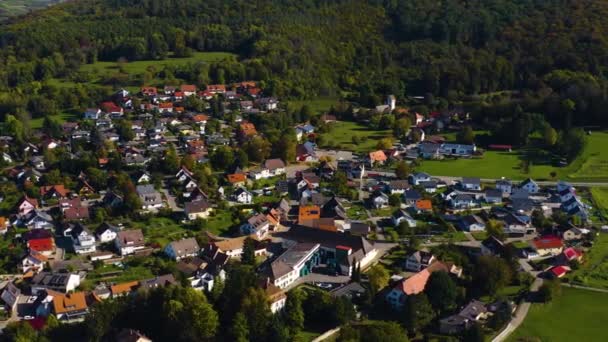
[1,0,608,126]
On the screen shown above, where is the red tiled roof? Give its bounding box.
[533,236,563,250]
[181,84,197,92]
[40,185,69,198]
[227,173,247,184]
[240,122,257,136]
[28,238,55,252]
[563,247,583,261]
[551,265,569,277]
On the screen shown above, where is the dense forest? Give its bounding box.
[1,0,608,128]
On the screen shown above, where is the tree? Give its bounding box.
[244,136,272,163]
[424,271,458,313]
[537,279,561,302]
[240,287,272,342]
[339,321,409,342]
[230,312,249,342]
[161,287,219,341]
[403,293,435,334]
[397,220,413,237]
[393,117,411,139]
[241,237,256,266]
[543,124,558,147]
[389,193,401,207]
[367,264,389,295]
[376,137,394,150]
[457,125,475,144]
[462,323,485,342]
[486,219,506,241]
[163,145,180,174]
[332,296,356,325]
[395,161,410,180]
[284,288,305,338]
[210,146,235,170]
[473,256,512,297]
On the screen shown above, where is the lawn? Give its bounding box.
[346,203,369,220]
[80,263,154,291]
[203,210,234,236]
[568,233,608,289]
[417,131,608,181]
[590,187,608,220]
[128,217,193,247]
[322,121,392,153]
[509,287,608,342]
[471,231,488,241]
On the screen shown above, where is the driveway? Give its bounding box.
[160,186,182,212]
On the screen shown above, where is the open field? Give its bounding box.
[49,51,237,89]
[322,121,392,153]
[286,97,340,114]
[568,233,608,289]
[30,112,77,128]
[509,287,608,341]
[0,0,59,20]
[418,131,608,181]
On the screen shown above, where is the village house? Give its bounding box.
[368,150,388,166]
[1,282,21,312]
[65,224,96,254]
[392,210,417,227]
[31,272,81,295]
[164,238,200,261]
[22,252,47,274]
[440,300,489,335]
[249,159,286,180]
[531,235,564,257]
[386,262,451,309]
[409,172,431,186]
[461,214,486,232]
[484,188,503,203]
[371,192,389,209]
[404,251,436,272]
[241,214,270,240]
[496,179,513,194]
[95,223,119,243]
[49,291,90,322]
[136,185,164,211]
[232,187,253,204]
[27,236,56,257]
[115,230,145,256]
[184,200,213,220]
[520,178,540,193]
[460,177,481,191]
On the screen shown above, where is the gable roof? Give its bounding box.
[227,173,247,184]
[52,291,88,314]
[264,158,286,170]
[110,281,139,296]
[167,238,200,257]
[28,238,55,252]
[533,235,563,250]
[369,150,387,162]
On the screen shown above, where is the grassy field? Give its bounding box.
[418,131,608,181]
[50,51,236,89]
[286,97,340,114]
[0,0,59,20]
[322,121,392,153]
[509,287,608,341]
[80,263,154,291]
[30,112,77,128]
[568,233,608,289]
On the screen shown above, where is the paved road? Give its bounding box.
[434,176,608,188]
[493,277,543,342]
[312,327,341,342]
[561,283,608,293]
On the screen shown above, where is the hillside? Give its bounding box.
[0,0,608,129]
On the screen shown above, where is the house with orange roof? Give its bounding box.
[0,216,7,234]
[180,84,197,96]
[227,173,247,186]
[158,102,173,113]
[206,84,226,94]
[412,199,433,213]
[385,261,450,309]
[239,122,258,138]
[298,205,321,224]
[140,87,157,96]
[368,150,388,165]
[51,291,89,321]
[40,185,69,199]
[111,281,140,298]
